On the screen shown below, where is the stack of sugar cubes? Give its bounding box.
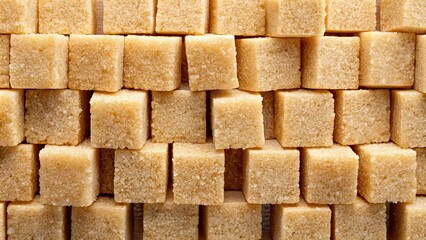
[0,0,426,239]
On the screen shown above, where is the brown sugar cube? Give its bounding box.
[71,197,132,240]
[325,0,376,33]
[39,140,99,206]
[0,202,4,240]
[90,90,149,150]
[115,141,168,203]
[302,36,360,89]
[0,90,24,147]
[69,35,124,92]
[7,196,68,240]
[210,0,265,36]
[416,148,426,195]
[354,143,417,203]
[173,142,224,205]
[143,192,199,240]
[236,38,301,91]
[185,35,238,91]
[261,92,275,140]
[266,0,326,37]
[25,90,90,146]
[380,0,426,33]
[151,85,206,144]
[225,149,243,190]
[275,89,335,148]
[334,90,391,145]
[0,0,37,34]
[39,0,96,34]
[124,36,182,91]
[332,197,386,240]
[211,90,264,149]
[0,36,9,88]
[243,140,300,204]
[10,34,68,89]
[155,0,209,35]
[301,144,358,204]
[99,149,114,195]
[202,191,262,239]
[0,144,38,202]
[390,197,426,239]
[103,0,155,34]
[416,35,426,93]
[391,90,426,148]
[359,32,415,88]
[271,198,331,240]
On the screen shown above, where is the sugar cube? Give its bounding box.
[124,35,182,91]
[243,140,300,204]
[173,142,225,205]
[0,35,10,88]
[0,0,37,34]
[9,34,68,89]
[390,197,426,239]
[151,84,206,143]
[90,90,149,150]
[326,0,376,32]
[416,148,426,195]
[39,140,99,206]
[236,37,301,91]
[0,90,24,147]
[415,35,426,93]
[185,35,238,91]
[381,0,426,33]
[211,90,264,149]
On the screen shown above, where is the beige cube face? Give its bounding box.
[302,36,360,90]
[271,199,331,240]
[151,87,206,144]
[0,144,38,201]
[173,142,225,205]
[25,90,89,146]
[210,0,265,36]
[416,148,426,195]
[211,90,265,149]
[334,90,390,145]
[114,141,169,203]
[0,90,24,147]
[0,36,10,88]
[261,92,275,140]
[266,0,326,37]
[224,149,243,190]
[380,0,426,33]
[236,38,301,91]
[103,0,156,34]
[391,90,426,148]
[69,35,124,92]
[185,35,238,91]
[326,0,376,32]
[301,144,359,204]
[124,36,182,91]
[359,32,415,88]
[332,197,386,240]
[0,0,37,34]
[202,191,262,239]
[6,196,68,240]
[354,143,417,203]
[243,140,299,204]
[99,149,114,195]
[143,192,199,240]
[71,197,132,240]
[10,34,68,89]
[38,0,96,34]
[416,36,426,93]
[155,0,209,35]
[90,90,149,150]
[0,202,5,240]
[390,197,426,240]
[39,141,100,207]
[275,90,335,148]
